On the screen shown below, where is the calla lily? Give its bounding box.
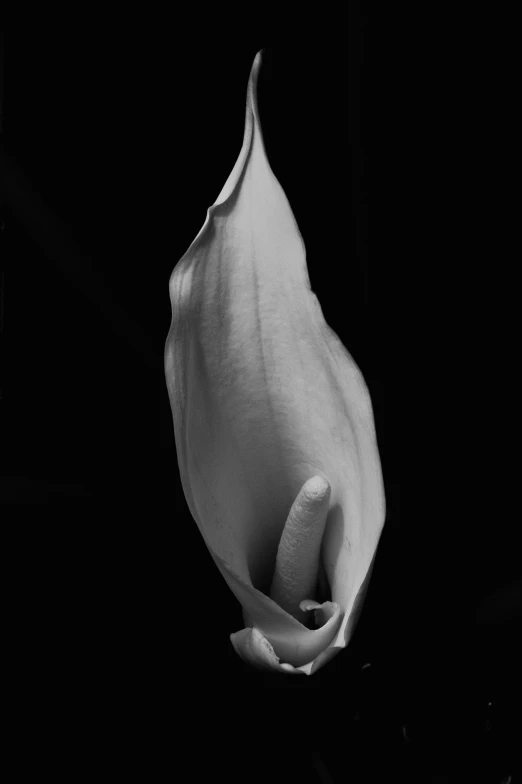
[165,51,386,675]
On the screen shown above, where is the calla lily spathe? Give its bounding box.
[165,51,386,675]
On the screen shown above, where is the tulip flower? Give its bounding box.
[165,51,386,674]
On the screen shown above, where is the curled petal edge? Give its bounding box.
[204,539,343,673]
[225,541,379,675]
[231,600,343,675]
[230,626,342,675]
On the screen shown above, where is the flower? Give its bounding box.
[164,51,386,674]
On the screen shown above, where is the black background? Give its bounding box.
[1,9,519,783]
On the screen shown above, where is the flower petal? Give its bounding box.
[165,50,386,674]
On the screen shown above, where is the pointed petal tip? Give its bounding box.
[248,51,263,113]
[252,49,264,73]
[209,50,267,213]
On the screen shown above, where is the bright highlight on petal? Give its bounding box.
[165,49,386,674]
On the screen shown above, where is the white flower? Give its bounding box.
[164,51,386,675]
